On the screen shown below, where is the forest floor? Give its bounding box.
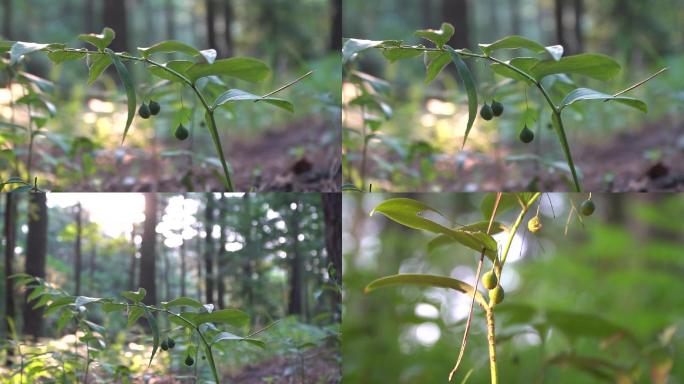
[34,115,341,192]
[361,117,684,192]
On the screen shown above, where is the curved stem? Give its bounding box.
[552,113,582,192]
[499,192,541,268]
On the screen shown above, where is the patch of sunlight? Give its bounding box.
[413,322,441,347]
[82,111,97,124]
[419,113,437,128]
[48,194,145,238]
[87,98,115,113]
[128,342,145,351]
[426,98,456,115]
[493,232,527,263]
[415,303,439,319]
[0,84,25,104]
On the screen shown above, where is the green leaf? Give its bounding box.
[480,193,523,220]
[480,36,563,61]
[127,306,145,328]
[87,54,112,85]
[424,52,450,84]
[381,47,422,62]
[56,310,74,332]
[530,54,621,81]
[144,311,160,368]
[415,23,455,48]
[342,39,384,64]
[10,42,49,65]
[147,60,193,83]
[546,310,635,342]
[74,296,103,307]
[199,49,217,64]
[47,50,86,65]
[101,302,127,313]
[428,220,508,254]
[186,57,270,83]
[194,309,250,328]
[445,46,478,148]
[44,296,76,317]
[121,288,147,304]
[365,274,488,309]
[161,297,203,309]
[138,40,200,58]
[213,89,293,113]
[105,49,137,145]
[78,27,115,51]
[490,57,539,82]
[560,87,647,113]
[211,331,265,348]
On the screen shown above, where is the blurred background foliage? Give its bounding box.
[1,0,342,191]
[343,193,684,383]
[342,0,684,191]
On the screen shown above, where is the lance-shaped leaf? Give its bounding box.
[87,54,112,85]
[161,297,203,309]
[490,57,539,82]
[382,47,422,62]
[10,42,49,65]
[105,49,136,145]
[424,51,450,84]
[365,274,488,309]
[560,88,647,113]
[371,198,497,257]
[530,53,621,81]
[47,50,87,65]
[186,57,270,83]
[79,27,115,51]
[427,221,507,255]
[138,40,200,58]
[194,308,250,328]
[480,35,563,61]
[127,306,145,328]
[144,311,160,368]
[342,39,384,64]
[445,46,478,148]
[147,60,193,83]
[121,288,146,304]
[415,22,455,48]
[213,89,294,113]
[211,332,265,348]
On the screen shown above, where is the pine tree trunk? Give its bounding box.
[23,193,48,339]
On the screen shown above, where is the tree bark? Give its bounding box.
[217,194,227,309]
[204,193,216,304]
[180,238,186,297]
[85,0,96,33]
[223,0,234,56]
[330,0,342,51]
[321,194,341,285]
[23,193,48,339]
[2,0,12,39]
[510,0,521,35]
[3,193,17,363]
[287,203,303,316]
[443,0,469,49]
[572,0,584,53]
[88,245,96,293]
[102,0,128,52]
[128,225,137,291]
[205,0,219,54]
[165,0,176,39]
[139,193,157,305]
[74,203,82,296]
[554,0,567,48]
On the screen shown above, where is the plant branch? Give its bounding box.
[499,193,541,268]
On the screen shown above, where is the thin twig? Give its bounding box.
[256,70,314,101]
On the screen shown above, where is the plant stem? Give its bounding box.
[499,193,542,268]
[551,113,581,192]
[485,308,498,384]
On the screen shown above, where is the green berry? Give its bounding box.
[185,355,194,366]
[491,100,504,117]
[149,100,161,116]
[138,103,151,119]
[482,271,498,290]
[166,337,175,349]
[519,125,534,143]
[160,340,169,351]
[480,103,493,121]
[580,199,595,216]
[527,216,542,233]
[489,285,504,306]
[175,124,189,141]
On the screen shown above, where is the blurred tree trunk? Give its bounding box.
[84,0,95,33]
[572,0,584,52]
[180,238,186,297]
[204,193,216,304]
[88,245,96,293]
[74,203,82,296]
[242,195,254,309]
[217,195,227,309]
[321,194,341,285]
[330,0,342,51]
[163,247,170,301]
[23,193,47,340]
[195,221,203,298]
[287,203,303,316]
[128,225,137,291]
[223,0,234,56]
[554,0,567,48]
[139,193,157,305]
[421,0,434,28]
[510,0,521,35]
[143,0,155,45]
[2,0,12,39]
[443,0,469,49]
[488,0,500,40]
[3,193,17,364]
[205,0,219,54]
[165,0,176,39]
[102,0,128,52]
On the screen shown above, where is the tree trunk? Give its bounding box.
[180,238,186,297]
[139,193,157,305]
[205,0,219,54]
[554,0,567,48]
[287,203,303,316]
[165,0,176,39]
[510,0,521,35]
[321,194,341,285]
[223,0,234,56]
[2,0,12,39]
[128,225,137,291]
[102,0,128,52]
[443,0,469,49]
[488,0,500,40]
[23,193,48,339]
[421,0,434,28]
[330,0,342,51]
[85,0,95,33]
[217,195,227,309]
[572,0,584,53]
[4,193,17,364]
[204,193,216,304]
[88,245,96,293]
[74,203,82,296]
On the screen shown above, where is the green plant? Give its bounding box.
[363,193,604,383]
[11,273,272,384]
[1,27,311,191]
[343,23,666,192]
